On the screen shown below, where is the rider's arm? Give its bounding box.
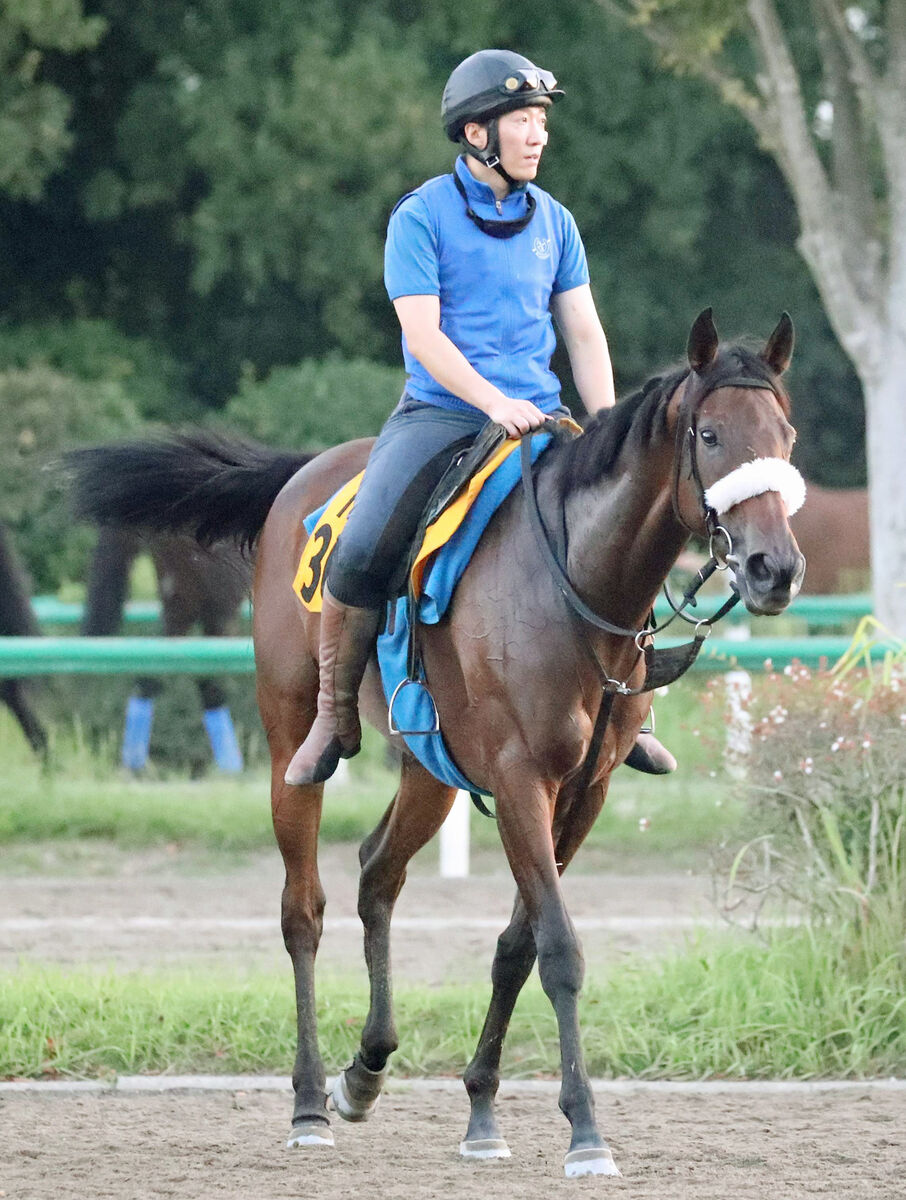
[551,284,615,413]
[392,294,547,436]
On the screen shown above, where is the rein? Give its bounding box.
[516,373,786,811]
[518,420,741,693]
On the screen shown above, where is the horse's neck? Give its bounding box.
[558,444,687,629]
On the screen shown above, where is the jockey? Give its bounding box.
[285,48,675,786]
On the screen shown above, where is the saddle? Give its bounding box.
[293,416,580,614]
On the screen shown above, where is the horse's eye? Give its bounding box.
[700,429,718,447]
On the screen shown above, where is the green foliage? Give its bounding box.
[221,355,404,449]
[0,318,194,421]
[0,0,105,198]
[0,0,867,488]
[5,927,906,1078]
[0,365,144,589]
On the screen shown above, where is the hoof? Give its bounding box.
[286,1121,334,1149]
[459,1137,511,1160]
[564,1146,621,1178]
[329,1065,386,1122]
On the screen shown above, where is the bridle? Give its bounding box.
[672,369,790,566]
[521,368,790,654]
[509,369,796,815]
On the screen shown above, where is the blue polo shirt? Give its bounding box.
[384,155,589,414]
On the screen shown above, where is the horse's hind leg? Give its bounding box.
[1,680,47,756]
[259,669,334,1148]
[460,891,534,1159]
[331,753,456,1122]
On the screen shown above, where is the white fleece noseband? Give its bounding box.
[704,458,806,517]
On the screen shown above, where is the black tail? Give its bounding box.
[67,430,315,552]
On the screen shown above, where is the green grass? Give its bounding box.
[3,929,904,1080]
[0,682,741,861]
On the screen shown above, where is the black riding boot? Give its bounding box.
[284,586,381,786]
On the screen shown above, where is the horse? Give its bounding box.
[82,525,253,770]
[68,311,805,1178]
[789,483,869,594]
[0,521,47,755]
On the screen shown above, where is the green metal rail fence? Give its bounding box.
[0,633,896,678]
[0,592,894,677]
[31,593,873,629]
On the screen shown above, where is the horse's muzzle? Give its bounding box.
[730,548,806,615]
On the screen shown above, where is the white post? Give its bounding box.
[439,790,471,877]
[724,669,752,778]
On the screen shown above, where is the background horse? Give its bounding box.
[83,526,253,770]
[0,521,47,755]
[79,445,317,769]
[790,483,869,594]
[69,312,805,1178]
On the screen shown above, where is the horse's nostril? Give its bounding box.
[746,552,774,586]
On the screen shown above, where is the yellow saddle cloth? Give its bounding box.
[293,437,522,613]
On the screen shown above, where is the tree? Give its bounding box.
[0,0,104,199]
[600,0,906,633]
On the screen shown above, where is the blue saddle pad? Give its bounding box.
[377,432,552,795]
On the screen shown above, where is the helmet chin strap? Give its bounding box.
[460,118,519,189]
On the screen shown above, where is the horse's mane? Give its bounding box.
[551,344,789,495]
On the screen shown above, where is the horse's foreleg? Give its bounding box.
[331,754,456,1122]
[494,775,620,1178]
[462,780,610,1164]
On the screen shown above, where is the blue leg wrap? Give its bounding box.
[122,695,154,770]
[204,706,244,772]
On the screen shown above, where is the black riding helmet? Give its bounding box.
[442,49,564,186]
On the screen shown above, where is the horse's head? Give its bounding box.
[672,309,806,615]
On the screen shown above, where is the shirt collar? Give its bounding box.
[454,155,528,212]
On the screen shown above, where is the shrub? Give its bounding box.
[0,319,193,422]
[221,355,404,449]
[0,365,146,590]
[717,620,906,938]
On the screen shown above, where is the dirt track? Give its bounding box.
[0,842,720,981]
[3,844,903,1197]
[2,1083,904,1198]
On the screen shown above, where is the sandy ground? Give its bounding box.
[2,1084,904,1198]
[4,845,900,1198]
[0,843,721,982]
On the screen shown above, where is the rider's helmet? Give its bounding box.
[441,50,564,182]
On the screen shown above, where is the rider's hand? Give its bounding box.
[483,394,549,437]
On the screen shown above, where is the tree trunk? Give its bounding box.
[864,350,906,638]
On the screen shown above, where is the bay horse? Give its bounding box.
[69,311,805,1178]
[789,483,869,594]
[82,526,253,769]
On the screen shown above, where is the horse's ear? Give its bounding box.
[687,307,719,374]
[761,312,795,374]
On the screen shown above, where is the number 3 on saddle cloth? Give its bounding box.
[293,418,581,797]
